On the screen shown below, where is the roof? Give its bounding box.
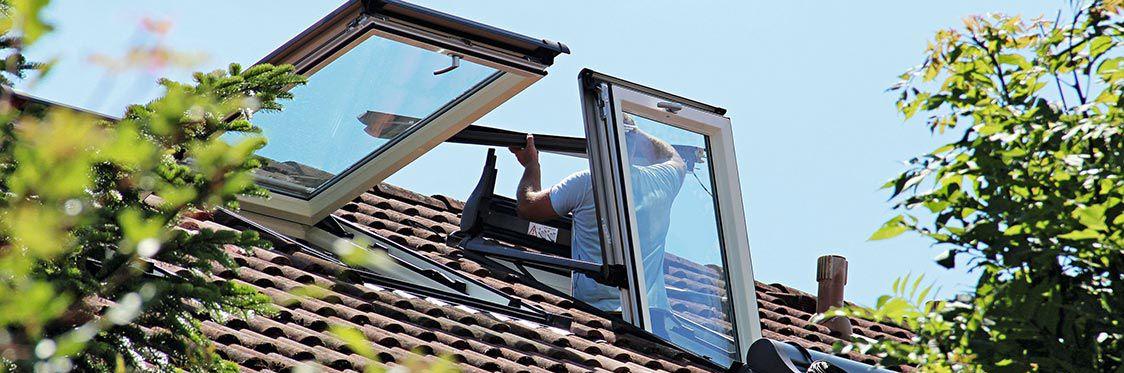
[177,182,914,372]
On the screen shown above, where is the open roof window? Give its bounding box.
[445,70,761,367]
[235,0,567,225]
[579,70,760,367]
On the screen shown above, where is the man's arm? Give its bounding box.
[633,129,687,174]
[509,135,559,221]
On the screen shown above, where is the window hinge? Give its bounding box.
[599,264,629,288]
[348,13,370,29]
[596,82,611,121]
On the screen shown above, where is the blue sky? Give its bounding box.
[18,0,1059,305]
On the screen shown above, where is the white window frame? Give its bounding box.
[238,3,548,225]
[580,70,761,364]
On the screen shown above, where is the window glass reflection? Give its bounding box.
[620,112,736,366]
[229,34,498,196]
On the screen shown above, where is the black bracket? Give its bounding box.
[599,264,629,288]
[314,216,355,239]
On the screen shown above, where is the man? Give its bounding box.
[509,114,687,312]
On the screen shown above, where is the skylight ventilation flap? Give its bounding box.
[235,0,566,225]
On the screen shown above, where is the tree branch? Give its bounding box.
[1039,22,1071,109]
[1067,5,1088,104]
[969,33,1014,105]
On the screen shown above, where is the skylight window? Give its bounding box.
[235,0,567,225]
[245,35,498,195]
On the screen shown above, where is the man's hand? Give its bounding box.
[508,134,539,167]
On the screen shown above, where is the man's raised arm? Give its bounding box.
[509,135,559,221]
[632,129,687,174]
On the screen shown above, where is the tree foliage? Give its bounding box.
[0,0,45,86]
[843,1,1124,371]
[0,1,308,371]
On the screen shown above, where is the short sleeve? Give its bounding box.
[630,163,686,192]
[548,170,592,216]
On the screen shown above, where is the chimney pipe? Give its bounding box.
[815,255,852,339]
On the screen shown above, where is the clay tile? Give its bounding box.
[423,307,446,319]
[288,308,330,332]
[478,361,501,372]
[387,234,410,246]
[329,282,381,302]
[242,317,285,338]
[251,249,292,266]
[375,183,447,210]
[421,328,462,346]
[271,337,316,361]
[338,212,360,224]
[225,318,251,330]
[432,194,464,213]
[333,295,374,314]
[215,343,269,370]
[311,345,355,371]
[200,321,239,344]
[278,267,317,284]
[289,252,348,277]
[514,355,537,366]
[463,340,502,358]
[239,256,284,276]
[237,269,276,288]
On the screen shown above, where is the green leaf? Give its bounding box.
[900,93,931,120]
[329,325,376,361]
[5,0,53,45]
[1090,35,1114,58]
[869,215,909,241]
[910,274,924,300]
[1073,204,1108,231]
[916,284,933,304]
[1058,229,1102,241]
[997,53,1030,69]
[1003,223,1026,236]
[879,297,913,319]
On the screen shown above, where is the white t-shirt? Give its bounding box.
[549,162,686,312]
[549,170,618,310]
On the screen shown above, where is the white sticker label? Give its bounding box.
[527,222,559,242]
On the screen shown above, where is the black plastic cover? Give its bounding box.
[744,338,892,373]
[364,0,570,65]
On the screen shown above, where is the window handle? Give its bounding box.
[433,54,461,75]
[657,101,683,114]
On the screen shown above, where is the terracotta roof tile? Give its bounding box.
[179,182,913,372]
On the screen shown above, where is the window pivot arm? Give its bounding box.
[433,54,461,75]
[314,216,355,239]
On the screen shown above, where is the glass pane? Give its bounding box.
[620,112,736,366]
[231,33,498,196]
